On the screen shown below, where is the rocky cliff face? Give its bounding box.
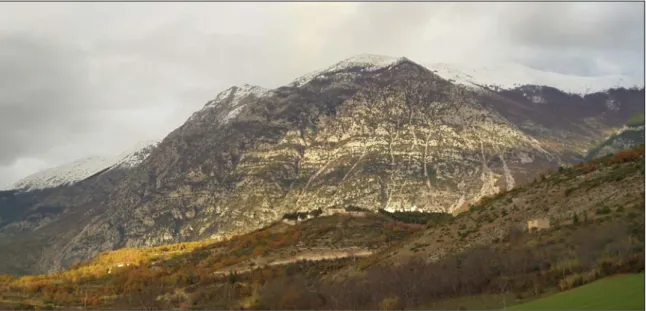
[0,54,643,274]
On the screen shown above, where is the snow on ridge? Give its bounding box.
[192,84,270,124]
[112,140,160,169]
[324,54,406,73]
[9,140,159,192]
[204,84,269,109]
[221,85,269,123]
[285,53,643,94]
[426,62,644,95]
[10,156,116,191]
[185,84,270,124]
[288,53,407,87]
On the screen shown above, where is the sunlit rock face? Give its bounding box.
[0,54,643,274]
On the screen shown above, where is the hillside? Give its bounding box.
[586,112,645,160]
[370,145,644,267]
[0,146,643,310]
[0,212,425,309]
[0,54,643,275]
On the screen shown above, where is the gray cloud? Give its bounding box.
[0,2,643,187]
[323,3,436,58]
[501,2,644,75]
[513,49,644,77]
[0,33,94,165]
[504,2,643,51]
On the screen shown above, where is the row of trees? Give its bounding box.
[378,209,453,225]
[282,205,370,221]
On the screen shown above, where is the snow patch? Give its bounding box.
[530,95,547,104]
[605,99,620,112]
[9,140,159,191]
[287,54,643,94]
[188,84,269,124]
[194,84,269,124]
[222,104,247,123]
[10,156,116,191]
[204,84,269,110]
[426,62,643,95]
[289,54,406,87]
[112,140,160,169]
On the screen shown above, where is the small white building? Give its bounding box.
[107,262,133,274]
[282,219,297,226]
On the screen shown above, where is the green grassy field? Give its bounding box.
[508,273,645,310]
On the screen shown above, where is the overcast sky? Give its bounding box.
[0,2,644,188]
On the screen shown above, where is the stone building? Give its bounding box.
[527,218,550,231]
[282,219,298,226]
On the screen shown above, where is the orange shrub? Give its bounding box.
[610,147,644,164]
[253,246,268,257]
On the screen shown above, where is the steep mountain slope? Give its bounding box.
[45,56,561,271]
[0,54,643,275]
[0,147,642,310]
[289,54,408,87]
[0,141,159,274]
[478,86,644,161]
[429,62,643,161]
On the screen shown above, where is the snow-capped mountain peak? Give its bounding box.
[426,62,644,95]
[324,53,407,73]
[9,140,160,192]
[289,53,408,87]
[10,156,116,191]
[191,84,270,124]
[112,140,160,169]
[204,84,269,109]
[189,83,271,124]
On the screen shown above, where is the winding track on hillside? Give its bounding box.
[213,248,373,275]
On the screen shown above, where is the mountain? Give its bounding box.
[8,140,160,192]
[0,146,643,310]
[0,53,643,275]
[288,54,409,87]
[0,141,159,274]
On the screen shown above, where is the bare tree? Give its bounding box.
[494,276,511,309]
